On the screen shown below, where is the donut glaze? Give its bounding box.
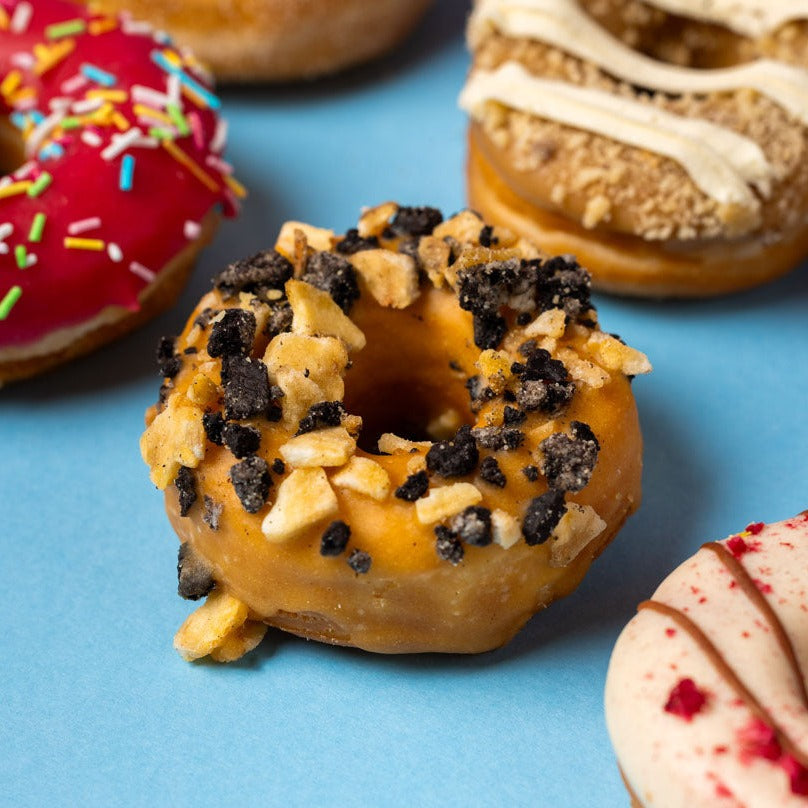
[0,0,239,379]
[605,513,808,807]
[140,205,652,660]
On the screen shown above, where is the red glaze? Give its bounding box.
[0,0,238,347]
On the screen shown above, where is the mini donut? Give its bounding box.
[140,203,651,661]
[0,0,241,384]
[460,0,808,297]
[85,0,435,83]
[605,512,808,806]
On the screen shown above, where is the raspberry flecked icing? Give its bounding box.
[605,513,808,806]
[0,0,241,346]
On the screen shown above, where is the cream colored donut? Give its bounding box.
[87,0,435,82]
[139,203,651,661]
[605,512,808,806]
[460,0,808,297]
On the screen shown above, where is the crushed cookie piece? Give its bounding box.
[222,422,261,459]
[466,375,496,411]
[473,312,508,350]
[395,470,430,501]
[522,465,539,482]
[229,456,272,514]
[472,426,524,451]
[503,406,526,426]
[286,280,366,351]
[262,467,338,543]
[451,505,493,546]
[331,457,391,501]
[214,250,293,300]
[479,225,497,247]
[156,335,181,378]
[301,251,360,313]
[540,422,600,492]
[534,257,592,319]
[202,411,225,445]
[174,466,197,516]
[140,398,206,489]
[221,355,272,420]
[320,520,351,557]
[390,206,443,236]
[279,427,356,468]
[426,425,479,477]
[297,401,346,434]
[202,496,222,531]
[415,482,483,524]
[511,347,575,415]
[177,542,215,601]
[207,308,256,358]
[350,249,420,309]
[435,526,464,565]
[336,228,379,255]
[347,549,372,574]
[264,300,293,339]
[523,490,567,546]
[194,307,217,329]
[479,456,506,488]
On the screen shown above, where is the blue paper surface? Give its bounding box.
[2,2,807,805]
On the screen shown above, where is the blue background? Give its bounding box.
[2,1,806,805]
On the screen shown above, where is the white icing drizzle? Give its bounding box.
[469,0,808,126]
[459,61,774,209]
[643,0,806,39]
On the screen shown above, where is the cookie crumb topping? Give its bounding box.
[435,525,464,565]
[221,355,273,421]
[222,422,261,459]
[479,456,507,488]
[523,490,567,545]
[202,496,222,531]
[451,506,494,547]
[207,308,256,358]
[426,424,480,478]
[214,250,293,300]
[540,421,600,492]
[157,335,181,379]
[395,470,430,501]
[321,520,351,557]
[177,543,215,601]
[301,251,360,313]
[229,456,272,514]
[175,466,198,517]
[347,548,372,574]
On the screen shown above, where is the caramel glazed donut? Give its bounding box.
[140,203,652,661]
[460,0,808,297]
[85,0,435,82]
[605,513,808,806]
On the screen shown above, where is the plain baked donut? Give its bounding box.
[460,0,808,297]
[605,512,808,806]
[0,0,240,384]
[140,203,651,661]
[85,0,435,82]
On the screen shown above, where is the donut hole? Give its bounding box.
[342,293,476,454]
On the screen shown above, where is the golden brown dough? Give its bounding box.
[140,204,651,661]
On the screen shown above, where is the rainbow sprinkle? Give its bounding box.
[28,212,46,243]
[119,154,135,191]
[14,244,27,268]
[45,19,86,40]
[150,51,221,109]
[27,172,52,198]
[64,237,105,251]
[80,62,117,87]
[0,285,22,319]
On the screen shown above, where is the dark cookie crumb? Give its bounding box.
[194,307,217,329]
[435,526,464,565]
[511,347,574,416]
[297,401,346,435]
[394,470,429,501]
[320,520,351,557]
[390,206,443,237]
[503,406,527,426]
[522,490,567,546]
[302,251,360,313]
[202,496,222,531]
[451,505,493,547]
[472,312,508,350]
[522,465,539,482]
[336,228,379,255]
[174,466,197,517]
[472,426,525,451]
[183,346,198,355]
[156,335,181,378]
[347,549,372,574]
[214,250,293,300]
[478,225,497,247]
[177,542,215,601]
[426,425,479,478]
[229,456,272,514]
[263,301,293,340]
[221,355,272,421]
[271,458,286,476]
[466,375,496,411]
[516,312,532,326]
[222,422,261,459]
[540,423,600,493]
[207,308,256,358]
[479,456,506,488]
[535,256,592,319]
[202,411,225,445]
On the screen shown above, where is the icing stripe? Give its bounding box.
[459,61,773,209]
[644,0,806,38]
[470,0,808,126]
[639,599,808,768]
[706,541,808,708]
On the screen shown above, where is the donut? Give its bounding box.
[84,0,435,83]
[459,0,808,297]
[0,0,241,384]
[605,513,808,806]
[139,202,651,661]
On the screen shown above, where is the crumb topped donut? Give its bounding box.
[605,513,808,806]
[85,0,435,82]
[0,0,240,384]
[140,203,651,661]
[460,0,808,297]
